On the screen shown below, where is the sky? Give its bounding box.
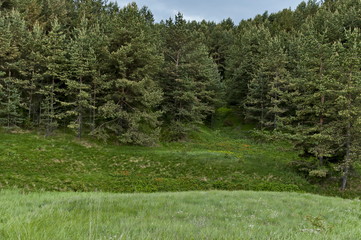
[115,0,304,23]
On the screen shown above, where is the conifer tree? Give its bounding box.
[244,34,291,130]
[0,12,22,128]
[87,23,108,132]
[40,19,67,136]
[160,13,221,140]
[64,17,96,139]
[199,18,235,80]
[286,27,336,165]
[226,23,270,108]
[92,3,163,145]
[330,30,361,190]
[18,22,45,126]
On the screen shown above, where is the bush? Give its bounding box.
[289,160,330,183]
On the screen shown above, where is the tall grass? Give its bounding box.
[0,190,360,239]
[0,129,313,193]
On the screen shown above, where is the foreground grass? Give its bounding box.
[0,128,313,193]
[0,190,360,239]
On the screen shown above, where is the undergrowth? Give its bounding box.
[0,124,359,197]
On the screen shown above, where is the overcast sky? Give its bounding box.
[115,0,304,23]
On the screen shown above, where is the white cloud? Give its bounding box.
[183,14,204,22]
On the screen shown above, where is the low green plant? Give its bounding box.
[0,126,360,197]
[0,190,360,239]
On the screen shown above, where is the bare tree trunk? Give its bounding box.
[78,77,83,139]
[92,86,96,131]
[28,70,35,123]
[50,76,55,134]
[341,72,354,191]
[341,121,351,191]
[78,112,82,139]
[7,70,11,128]
[318,60,325,166]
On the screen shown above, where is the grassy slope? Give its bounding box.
[0,127,313,193]
[1,127,361,239]
[0,190,360,239]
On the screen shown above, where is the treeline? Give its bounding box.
[223,0,361,189]
[0,1,360,186]
[0,0,222,144]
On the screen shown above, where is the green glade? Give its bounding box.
[0,0,360,190]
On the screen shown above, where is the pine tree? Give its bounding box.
[225,23,270,109]
[199,18,235,80]
[266,36,291,130]
[20,0,73,32]
[244,35,291,130]
[244,69,269,128]
[17,22,46,126]
[293,0,319,30]
[0,12,23,128]
[64,17,96,139]
[330,30,361,190]
[286,27,337,165]
[92,3,163,145]
[40,19,67,136]
[160,13,222,140]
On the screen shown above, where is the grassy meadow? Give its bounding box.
[0,126,314,194]
[1,126,361,239]
[1,190,360,239]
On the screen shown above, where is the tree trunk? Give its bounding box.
[50,76,55,133]
[78,76,83,139]
[319,60,325,166]
[341,121,351,191]
[92,85,96,131]
[7,70,11,128]
[341,71,354,191]
[28,70,35,123]
[78,112,82,139]
[319,156,324,166]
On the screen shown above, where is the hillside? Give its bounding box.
[1,190,360,239]
[0,128,312,193]
[1,127,360,197]
[1,0,360,238]
[1,0,360,191]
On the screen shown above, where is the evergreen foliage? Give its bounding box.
[0,0,360,188]
[92,3,164,145]
[160,13,221,140]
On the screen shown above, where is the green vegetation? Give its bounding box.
[1,128,360,197]
[1,0,360,189]
[1,190,361,239]
[0,128,310,193]
[0,0,360,238]
[0,0,360,188]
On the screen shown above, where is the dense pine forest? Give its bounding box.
[0,0,360,190]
